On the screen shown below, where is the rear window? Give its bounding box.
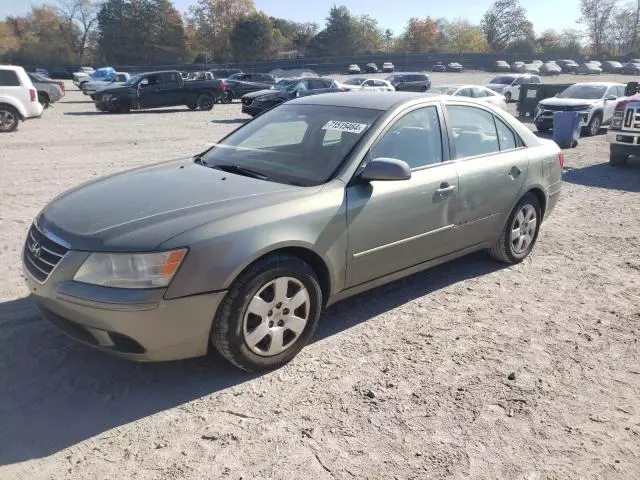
[0,70,21,87]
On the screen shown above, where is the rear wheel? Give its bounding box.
[211,254,322,372]
[38,93,50,109]
[610,150,629,167]
[420,85,428,92]
[197,93,214,111]
[489,193,541,264]
[0,105,19,132]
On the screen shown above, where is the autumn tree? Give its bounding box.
[481,0,533,51]
[97,0,186,64]
[188,0,255,62]
[58,0,97,63]
[231,13,275,60]
[0,21,19,60]
[444,20,488,54]
[396,17,439,53]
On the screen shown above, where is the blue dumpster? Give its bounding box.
[552,111,581,149]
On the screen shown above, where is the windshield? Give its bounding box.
[343,78,365,86]
[489,76,515,85]
[201,104,382,186]
[123,75,141,86]
[429,86,459,95]
[558,85,607,99]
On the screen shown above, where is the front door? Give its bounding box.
[138,74,164,108]
[345,105,460,287]
[603,85,620,122]
[444,103,529,248]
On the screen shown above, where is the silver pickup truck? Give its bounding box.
[607,81,640,166]
[82,72,131,99]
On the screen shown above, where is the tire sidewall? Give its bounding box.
[588,114,602,136]
[197,94,214,110]
[216,258,322,371]
[503,193,542,263]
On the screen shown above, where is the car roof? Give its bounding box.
[0,65,25,72]
[290,91,472,110]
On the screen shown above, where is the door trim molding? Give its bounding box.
[353,224,455,259]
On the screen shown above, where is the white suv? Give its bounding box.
[486,74,541,103]
[0,66,43,132]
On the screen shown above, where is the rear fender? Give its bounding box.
[0,96,27,119]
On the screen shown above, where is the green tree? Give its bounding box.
[188,0,255,62]
[97,0,186,64]
[270,17,317,54]
[231,12,275,60]
[444,20,488,54]
[481,0,533,51]
[383,28,394,51]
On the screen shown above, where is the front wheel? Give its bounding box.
[0,105,19,132]
[584,114,601,136]
[197,93,214,111]
[211,254,323,372]
[420,86,428,92]
[489,193,541,264]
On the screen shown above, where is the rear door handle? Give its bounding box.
[436,184,457,195]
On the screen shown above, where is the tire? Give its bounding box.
[197,93,214,111]
[420,86,428,92]
[584,113,602,137]
[79,81,88,90]
[489,193,542,264]
[0,105,19,132]
[187,103,198,110]
[38,93,50,109]
[222,92,233,104]
[536,124,550,133]
[211,254,323,372]
[505,92,512,103]
[610,150,629,167]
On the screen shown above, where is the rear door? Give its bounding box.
[0,69,27,112]
[444,103,529,249]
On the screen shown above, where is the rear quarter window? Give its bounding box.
[0,70,21,87]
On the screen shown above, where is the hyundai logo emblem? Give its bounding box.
[29,241,42,258]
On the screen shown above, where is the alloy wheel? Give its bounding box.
[0,109,17,132]
[243,277,310,357]
[511,204,537,254]
[590,116,601,136]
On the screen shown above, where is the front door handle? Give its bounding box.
[436,184,457,195]
[509,166,522,179]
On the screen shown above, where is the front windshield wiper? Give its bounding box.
[207,163,269,180]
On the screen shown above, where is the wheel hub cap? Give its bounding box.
[243,277,310,357]
[511,204,537,254]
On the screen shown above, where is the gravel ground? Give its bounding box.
[1,72,639,480]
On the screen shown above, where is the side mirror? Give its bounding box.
[360,158,412,182]
[139,79,149,88]
[605,95,617,101]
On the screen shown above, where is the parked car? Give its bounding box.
[74,67,115,89]
[486,74,541,103]
[540,62,562,76]
[27,72,64,108]
[72,66,96,87]
[446,62,463,72]
[93,70,223,113]
[364,63,379,73]
[347,64,361,74]
[387,72,431,92]
[556,60,579,73]
[82,72,130,99]
[622,62,640,75]
[35,68,50,78]
[48,67,74,80]
[432,62,447,72]
[531,60,544,66]
[208,68,242,79]
[428,84,507,110]
[382,62,394,73]
[607,83,640,165]
[589,60,602,68]
[534,82,625,136]
[492,61,511,72]
[577,63,602,75]
[511,61,527,73]
[22,92,562,370]
[339,77,395,92]
[0,65,43,132]
[524,64,540,74]
[224,73,276,100]
[602,61,623,73]
[241,77,343,117]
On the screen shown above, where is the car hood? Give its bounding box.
[538,97,599,107]
[37,158,315,251]
[95,85,132,95]
[243,89,290,100]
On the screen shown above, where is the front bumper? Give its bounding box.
[534,109,590,129]
[607,130,640,154]
[23,241,226,362]
[241,103,267,117]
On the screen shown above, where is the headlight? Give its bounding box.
[73,249,187,289]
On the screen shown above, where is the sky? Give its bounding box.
[0,0,583,35]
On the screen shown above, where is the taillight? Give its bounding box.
[558,152,565,169]
[220,80,227,91]
[29,89,36,102]
[58,82,65,92]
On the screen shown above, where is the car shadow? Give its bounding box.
[0,251,503,466]
[64,111,103,116]
[59,100,93,104]
[210,118,247,125]
[563,160,640,192]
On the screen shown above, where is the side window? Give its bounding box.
[0,70,21,87]
[374,80,386,87]
[495,118,518,150]
[146,75,160,86]
[293,80,309,91]
[606,86,618,98]
[472,88,488,98]
[617,86,626,97]
[457,88,473,97]
[308,79,327,89]
[448,106,500,158]
[116,74,127,82]
[370,106,443,169]
[363,80,375,86]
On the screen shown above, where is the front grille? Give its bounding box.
[541,105,575,112]
[623,106,640,131]
[23,225,68,282]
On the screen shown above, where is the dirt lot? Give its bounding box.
[0,71,639,480]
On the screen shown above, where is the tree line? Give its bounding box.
[0,0,638,67]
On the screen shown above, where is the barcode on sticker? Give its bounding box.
[322,121,368,134]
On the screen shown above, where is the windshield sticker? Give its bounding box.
[322,121,368,134]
